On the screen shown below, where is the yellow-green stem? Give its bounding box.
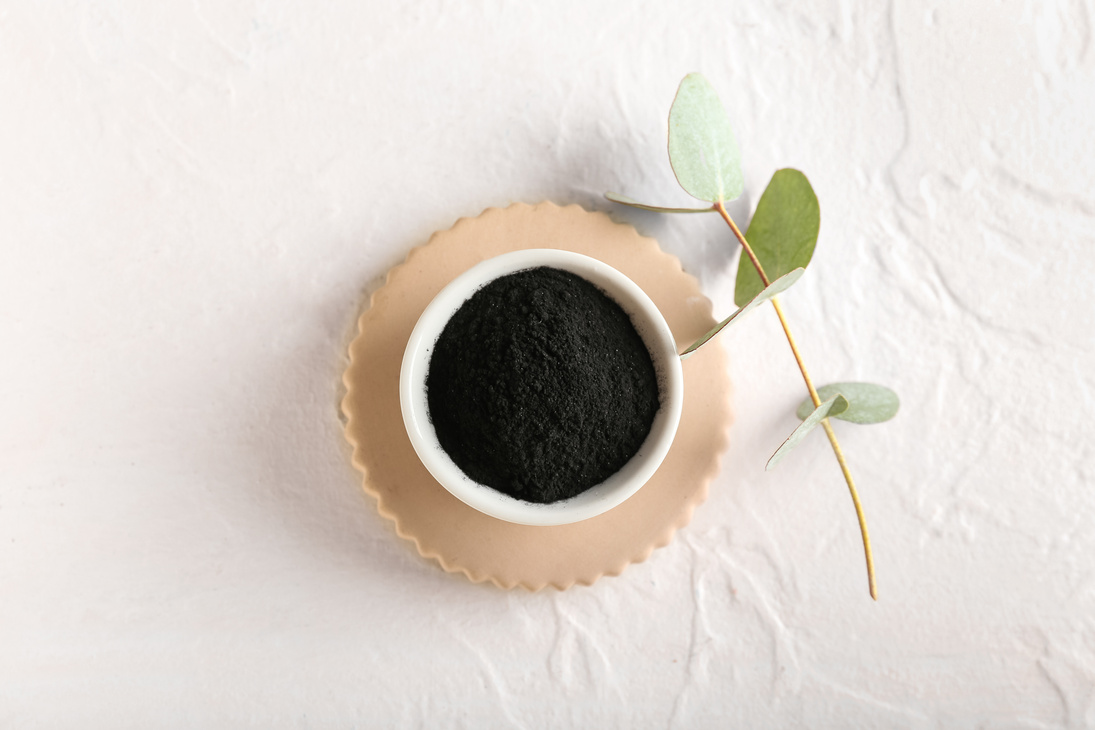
[716,201,877,600]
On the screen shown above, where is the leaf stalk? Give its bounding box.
[715,200,878,600]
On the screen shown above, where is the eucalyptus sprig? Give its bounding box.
[608,73,898,600]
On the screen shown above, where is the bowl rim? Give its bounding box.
[399,248,684,526]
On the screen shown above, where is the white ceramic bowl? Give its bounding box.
[399,249,684,526]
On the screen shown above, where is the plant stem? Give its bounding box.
[715,201,877,600]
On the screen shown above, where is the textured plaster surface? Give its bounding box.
[2,0,1094,727]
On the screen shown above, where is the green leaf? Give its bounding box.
[679,268,805,360]
[734,169,820,307]
[604,192,716,214]
[796,382,899,424]
[667,73,744,204]
[767,394,849,471]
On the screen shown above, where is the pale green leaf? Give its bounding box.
[680,268,805,360]
[604,192,716,214]
[796,382,899,424]
[667,73,744,204]
[734,168,820,306]
[767,394,849,471]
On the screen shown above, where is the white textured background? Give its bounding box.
[2,1,1094,727]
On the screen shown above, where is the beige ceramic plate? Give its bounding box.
[341,202,732,590]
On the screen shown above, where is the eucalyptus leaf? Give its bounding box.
[734,169,820,306]
[667,73,744,204]
[796,382,899,424]
[604,192,716,214]
[767,394,849,471]
[680,268,805,360]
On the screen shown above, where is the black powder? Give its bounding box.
[426,266,661,504]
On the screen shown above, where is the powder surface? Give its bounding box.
[426,266,660,504]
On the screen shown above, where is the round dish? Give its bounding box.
[400,249,685,526]
[341,202,732,590]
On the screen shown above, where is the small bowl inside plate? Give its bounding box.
[399,249,684,526]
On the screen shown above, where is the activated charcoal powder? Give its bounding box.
[426,266,660,504]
